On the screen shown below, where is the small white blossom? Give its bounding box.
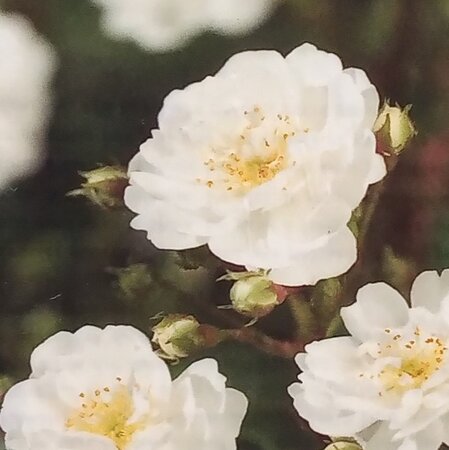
[0,325,248,450]
[92,0,275,52]
[125,43,385,286]
[0,13,55,191]
[289,270,449,450]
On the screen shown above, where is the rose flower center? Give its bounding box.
[375,328,448,394]
[198,105,306,193]
[65,381,146,450]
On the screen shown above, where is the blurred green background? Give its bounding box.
[2,1,449,449]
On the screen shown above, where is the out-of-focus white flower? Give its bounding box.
[125,43,385,286]
[0,13,55,191]
[0,325,247,450]
[92,0,276,52]
[289,270,449,450]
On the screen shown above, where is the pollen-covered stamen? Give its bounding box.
[66,379,146,450]
[197,105,306,193]
[373,328,448,394]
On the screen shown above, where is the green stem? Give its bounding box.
[158,277,304,358]
[226,327,304,358]
[288,293,319,342]
[357,155,398,250]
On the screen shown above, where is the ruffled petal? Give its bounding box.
[341,283,409,342]
[410,269,449,313]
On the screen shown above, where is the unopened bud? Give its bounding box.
[68,165,128,208]
[230,275,281,318]
[374,102,416,155]
[152,314,222,360]
[324,442,361,450]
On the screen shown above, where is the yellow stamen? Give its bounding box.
[377,334,447,393]
[66,385,146,450]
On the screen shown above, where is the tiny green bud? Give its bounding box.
[68,165,128,208]
[230,275,280,318]
[374,102,416,155]
[323,442,361,450]
[152,314,222,360]
[111,264,153,301]
[217,269,268,282]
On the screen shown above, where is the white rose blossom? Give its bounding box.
[289,270,449,450]
[125,43,386,286]
[92,0,275,52]
[0,13,55,191]
[0,325,248,450]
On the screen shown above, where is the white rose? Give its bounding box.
[0,13,55,191]
[92,0,275,52]
[289,270,449,450]
[125,43,385,286]
[0,325,248,450]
